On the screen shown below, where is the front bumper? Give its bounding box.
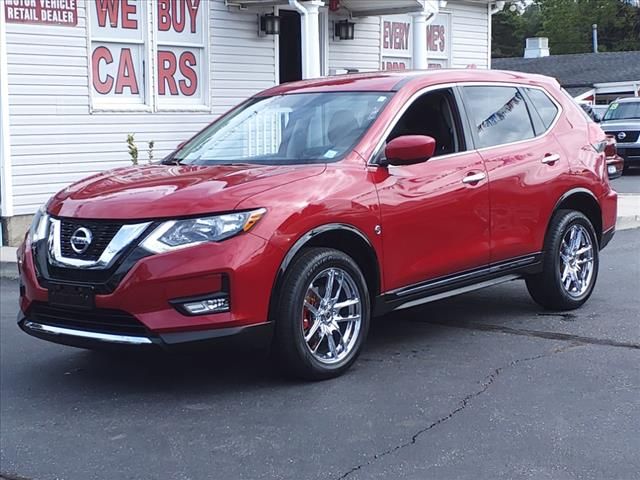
[18,231,283,348]
[615,143,640,166]
[18,316,273,350]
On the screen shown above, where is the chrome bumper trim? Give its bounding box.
[23,321,153,345]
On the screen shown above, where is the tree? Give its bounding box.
[492,0,640,58]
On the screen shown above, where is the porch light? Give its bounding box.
[334,19,355,40]
[260,14,281,35]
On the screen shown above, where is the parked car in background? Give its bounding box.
[580,103,602,122]
[600,97,640,174]
[604,135,624,179]
[17,70,617,380]
[592,104,609,120]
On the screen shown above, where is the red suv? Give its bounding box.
[18,70,617,379]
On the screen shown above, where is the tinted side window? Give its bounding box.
[463,86,535,148]
[526,88,559,130]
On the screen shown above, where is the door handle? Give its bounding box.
[462,172,486,185]
[542,153,561,164]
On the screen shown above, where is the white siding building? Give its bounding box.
[0,0,499,245]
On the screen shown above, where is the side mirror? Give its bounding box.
[384,135,436,166]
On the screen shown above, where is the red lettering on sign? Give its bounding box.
[95,0,118,27]
[158,0,200,33]
[179,51,198,96]
[115,48,139,94]
[170,0,185,32]
[383,21,390,49]
[427,25,445,52]
[383,61,406,71]
[187,0,200,33]
[158,0,171,30]
[95,0,137,29]
[121,0,137,29]
[383,21,410,51]
[92,46,114,95]
[158,51,179,95]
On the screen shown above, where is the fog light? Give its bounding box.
[176,294,230,315]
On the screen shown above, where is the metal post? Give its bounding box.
[592,24,598,53]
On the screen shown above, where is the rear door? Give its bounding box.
[461,84,567,263]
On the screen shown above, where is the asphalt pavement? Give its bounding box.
[612,168,640,194]
[1,231,639,480]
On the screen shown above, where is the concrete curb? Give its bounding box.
[1,195,639,280]
[617,194,640,231]
[0,246,18,280]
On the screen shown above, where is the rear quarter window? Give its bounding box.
[525,88,559,130]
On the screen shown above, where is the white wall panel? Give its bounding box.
[328,16,382,72]
[448,1,490,69]
[6,0,276,215]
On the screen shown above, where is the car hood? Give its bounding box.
[600,119,640,131]
[48,163,326,220]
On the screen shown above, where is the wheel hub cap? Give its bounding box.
[559,224,595,298]
[301,267,362,365]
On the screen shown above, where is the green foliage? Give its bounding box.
[148,140,155,162]
[493,0,640,58]
[126,133,139,166]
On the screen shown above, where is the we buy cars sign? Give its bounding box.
[90,0,205,106]
[4,0,78,26]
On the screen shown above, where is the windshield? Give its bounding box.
[171,92,392,165]
[603,101,640,121]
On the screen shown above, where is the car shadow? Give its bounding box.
[38,283,539,394]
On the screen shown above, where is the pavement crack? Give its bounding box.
[426,320,640,350]
[1,473,33,480]
[336,344,578,480]
[536,312,577,321]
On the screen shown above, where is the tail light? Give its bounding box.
[604,135,617,158]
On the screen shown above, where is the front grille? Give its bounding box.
[29,302,147,336]
[619,147,640,159]
[604,130,640,143]
[60,219,121,261]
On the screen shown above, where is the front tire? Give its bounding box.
[272,247,370,380]
[526,210,599,310]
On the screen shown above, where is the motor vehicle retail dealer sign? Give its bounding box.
[4,0,78,26]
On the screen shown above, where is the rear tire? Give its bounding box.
[526,210,599,311]
[271,247,370,380]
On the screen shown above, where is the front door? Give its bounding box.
[373,88,491,292]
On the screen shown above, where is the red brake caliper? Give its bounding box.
[303,294,316,331]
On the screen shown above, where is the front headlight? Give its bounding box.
[140,208,266,254]
[29,205,49,244]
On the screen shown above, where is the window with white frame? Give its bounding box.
[89,0,208,112]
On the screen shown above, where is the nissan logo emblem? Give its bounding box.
[70,227,93,254]
[617,132,626,141]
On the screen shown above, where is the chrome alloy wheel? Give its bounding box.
[301,268,362,365]
[559,224,595,298]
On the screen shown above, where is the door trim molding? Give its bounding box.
[374,253,542,315]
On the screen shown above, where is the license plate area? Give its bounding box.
[48,283,95,310]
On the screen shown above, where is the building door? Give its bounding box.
[279,10,302,84]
